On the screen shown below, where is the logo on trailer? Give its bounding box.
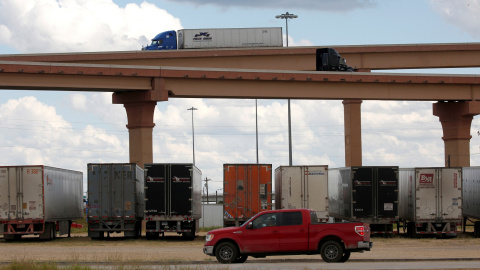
[304,170,325,176]
[419,174,434,183]
[193,32,212,41]
[147,177,164,182]
[173,176,190,183]
[419,173,435,188]
[354,180,371,186]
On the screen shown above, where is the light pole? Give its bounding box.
[256,99,259,164]
[276,12,298,166]
[187,107,197,165]
[275,12,298,47]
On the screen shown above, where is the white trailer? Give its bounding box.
[178,27,283,49]
[399,168,462,237]
[275,166,329,222]
[0,166,83,241]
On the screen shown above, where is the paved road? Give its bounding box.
[186,260,480,270]
[38,259,480,270]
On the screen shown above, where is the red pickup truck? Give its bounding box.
[203,209,372,264]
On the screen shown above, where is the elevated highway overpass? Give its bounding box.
[1,42,480,167]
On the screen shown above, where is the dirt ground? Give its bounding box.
[1,232,480,263]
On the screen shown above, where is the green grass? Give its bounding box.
[199,226,222,232]
[71,217,88,234]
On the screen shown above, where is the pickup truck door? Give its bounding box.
[278,211,309,251]
[241,212,280,253]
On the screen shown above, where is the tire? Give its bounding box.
[320,240,344,263]
[51,223,56,240]
[215,242,238,264]
[146,232,158,240]
[340,250,351,262]
[235,255,248,263]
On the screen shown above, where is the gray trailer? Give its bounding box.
[0,165,83,241]
[399,168,462,237]
[461,167,480,237]
[275,165,329,222]
[144,163,201,240]
[328,166,399,234]
[87,163,144,239]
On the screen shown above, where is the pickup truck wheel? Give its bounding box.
[235,255,248,263]
[340,250,351,262]
[320,240,344,263]
[215,242,238,264]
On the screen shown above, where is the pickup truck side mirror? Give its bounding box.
[246,222,253,230]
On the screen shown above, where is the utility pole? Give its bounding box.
[204,177,210,204]
[187,107,197,165]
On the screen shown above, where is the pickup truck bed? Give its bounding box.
[204,209,372,263]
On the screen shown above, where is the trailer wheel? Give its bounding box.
[51,223,57,240]
[134,222,141,239]
[146,232,159,240]
[215,242,238,264]
[4,234,20,242]
[320,240,344,263]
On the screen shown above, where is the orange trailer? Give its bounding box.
[223,164,273,227]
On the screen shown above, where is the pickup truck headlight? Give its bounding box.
[206,234,214,242]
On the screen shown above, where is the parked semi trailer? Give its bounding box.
[399,168,462,237]
[0,165,83,241]
[223,164,273,227]
[87,163,144,239]
[275,165,329,222]
[144,163,202,240]
[460,167,480,237]
[142,27,283,50]
[328,166,399,234]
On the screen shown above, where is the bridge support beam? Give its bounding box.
[343,100,363,166]
[113,92,158,168]
[433,101,480,167]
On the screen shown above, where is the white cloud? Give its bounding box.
[0,96,128,191]
[283,34,314,47]
[164,0,377,11]
[430,0,480,38]
[0,0,182,53]
[70,93,88,110]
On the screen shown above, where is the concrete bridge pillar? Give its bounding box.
[343,100,363,166]
[112,78,167,168]
[433,101,480,167]
[112,93,157,168]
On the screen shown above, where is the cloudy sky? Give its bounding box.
[1,0,480,193]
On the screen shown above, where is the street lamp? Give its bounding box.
[276,12,298,166]
[187,107,197,165]
[275,12,298,47]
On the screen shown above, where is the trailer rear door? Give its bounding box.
[440,168,462,220]
[170,164,194,216]
[377,167,398,219]
[352,167,373,219]
[415,168,437,220]
[0,166,44,221]
[145,164,167,216]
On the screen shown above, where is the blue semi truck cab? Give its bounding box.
[142,30,177,50]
